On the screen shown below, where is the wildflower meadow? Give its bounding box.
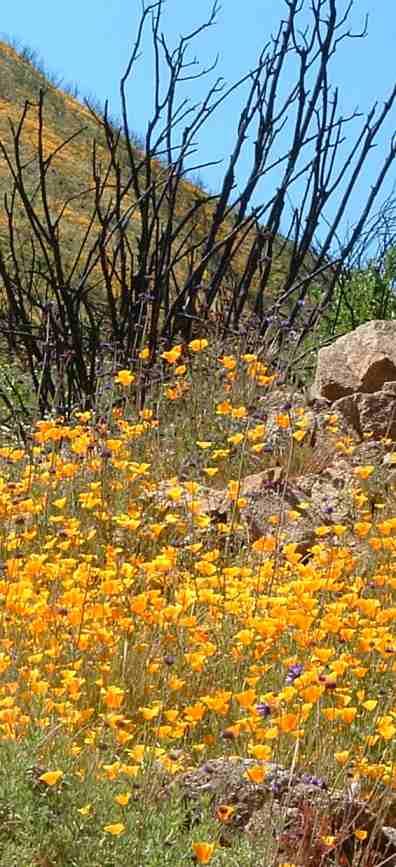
[0,337,394,866]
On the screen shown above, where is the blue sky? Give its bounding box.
[1,1,395,248]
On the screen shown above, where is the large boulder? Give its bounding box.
[355,381,396,440]
[331,382,396,440]
[313,320,396,402]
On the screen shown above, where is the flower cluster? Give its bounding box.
[0,340,394,859]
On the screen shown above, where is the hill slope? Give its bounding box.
[0,40,330,328]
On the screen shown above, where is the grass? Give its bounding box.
[0,336,394,865]
[0,735,268,866]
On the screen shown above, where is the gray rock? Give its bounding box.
[313,320,396,401]
[332,393,361,435]
[331,383,396,440]
[357,386,396,439]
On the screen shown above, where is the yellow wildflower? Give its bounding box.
[115,370,135,387]
[39,770,63,786]
[103,823,125,836]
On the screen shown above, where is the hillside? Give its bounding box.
[0,40,328,331]
[0,43,236,289]
[0,42,107,236]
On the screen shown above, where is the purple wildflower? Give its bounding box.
[285,663,303,684]
[300,772,327,790]
[256,703,272,718]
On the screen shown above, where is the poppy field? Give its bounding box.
[0,339,395,866]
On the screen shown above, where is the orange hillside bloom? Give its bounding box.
[189,338,208,352]
[103,823,125,836]
[103,686,125,710]
[115,370,135,387]
[192,842,216,863]
[245,765,266,784]
[161,345,183,364]
[216,804,235,823]
[39,770,63,786]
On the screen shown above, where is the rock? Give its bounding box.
[250,385,311,454]
[250,386,307,421]
[309,475,352,524]
[313,320,396,402]
[161,756,396,867]
[357,384,396,439]
[196,469,284,517]
[242,483,317,557]
[197,464,356,560]
[332,393,361,435]
[331,383,396,440]
[195,470,318,557]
